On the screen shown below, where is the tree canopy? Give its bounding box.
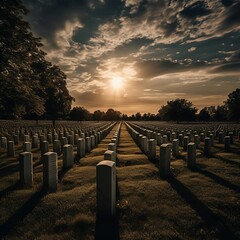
[225,88,240,121]
[0,0,73,120]
[158,99,197,122]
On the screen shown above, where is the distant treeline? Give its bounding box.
[69,88,240,122]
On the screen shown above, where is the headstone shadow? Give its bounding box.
[0,181,21,200]
[193,165,240,193]
[94,176,120,240]
[167,176,237,240]
[0,187,47,238]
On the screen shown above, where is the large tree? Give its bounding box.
[0,0,73,120]
[69,107,91,121]
[159,99,197,122]
[225,88,240,121]
[198,108,211,121]
[102,108,122,121]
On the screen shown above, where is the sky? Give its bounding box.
[23,0,240,114]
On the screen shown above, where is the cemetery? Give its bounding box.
[1,1,240,239]
[0,120,239,239]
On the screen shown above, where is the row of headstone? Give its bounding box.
[104,123,122,163]
[96,122,122,219]
[17,122,118,192]
[131,121,240,147]
[0,121,112,149]
[125,122,235,179]
[128,122,235,154]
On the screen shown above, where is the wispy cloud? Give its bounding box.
[23,0,240,113]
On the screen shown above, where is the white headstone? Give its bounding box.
[96,160,116,218]
[63,144,74,168]
[159,144,171,179]
[7,141,15,157]
[77,138,85,158]
[187,143,196,168]
[43,152,58,192]
[19,152,33,187]
[148,139,156,161]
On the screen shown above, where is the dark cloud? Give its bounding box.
[218,2,240,32]
[135,59,210,79]
[181,1,212,19]
[221,0,237,7]
[211,62,240,73]
[24,0,124,47]
[22,0,240,113]
[227,50,240,62]
[135,59,185,78]
[24,0,89,46]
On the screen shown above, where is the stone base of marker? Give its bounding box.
[96,160,116,219]
[43,152,58,192]
[187,143,196,169]
[19,152,33,187]
[159,144,171,179]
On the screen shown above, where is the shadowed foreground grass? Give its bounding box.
[0,123,239,239]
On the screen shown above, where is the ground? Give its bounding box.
[0,122,239,240]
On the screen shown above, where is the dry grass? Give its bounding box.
[0,123,239,239]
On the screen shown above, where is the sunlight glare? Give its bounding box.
[111,77,124,90]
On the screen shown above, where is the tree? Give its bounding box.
[69,107,91,121]
[214,105,228,121]
[158,99,197,122]
[198,108,211,121]
[0,0,73,120]
[92,110,105,121]
[135,112,142,120]
[225,88,240,121]
[102,108,121,121]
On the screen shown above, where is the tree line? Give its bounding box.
[69,88,240,122]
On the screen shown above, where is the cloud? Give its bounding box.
[180,1,212,19]
[188,47,197,52]
[22,0,240,113]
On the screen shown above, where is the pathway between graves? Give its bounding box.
[117,123,150,166]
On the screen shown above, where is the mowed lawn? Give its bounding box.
[0,123,240,240]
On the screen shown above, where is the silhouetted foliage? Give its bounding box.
[69,107,91,121]
[225,88,240,121]
[0,0,73,120]
[198,108,211,121]
[214,105,228,121]
[92,110,105,121]
[102,109,122,121]
[158,99,197,122]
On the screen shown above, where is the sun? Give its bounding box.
[111,77,124,90]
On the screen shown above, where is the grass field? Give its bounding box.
[0,123,240,240]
